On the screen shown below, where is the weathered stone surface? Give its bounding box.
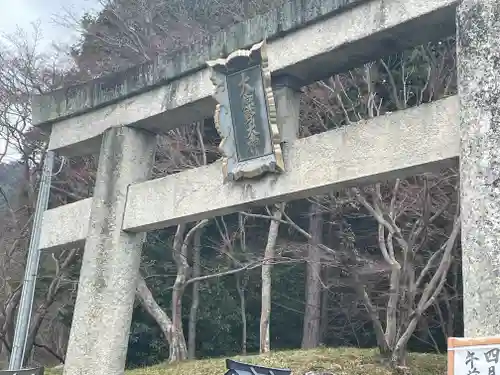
[38,96,459,250]
[32,0,364,125]
[39,198,91,250]
[44,0,457,156]
[457,0,500,337]
[62,127,156,375]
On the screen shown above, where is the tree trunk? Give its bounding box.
[171,246,189,362]
[259,203,284,353]
[236,272,247,354]
[136,275,173,347]
[384,261,401,349]
[319,267,329,345]
[301,202,323,349]
[136,274,187,363]
[187,230,203,359]
[170,224,190,363]
[354,276,390,358]
[170,280,188,362]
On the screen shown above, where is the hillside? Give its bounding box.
[46,348,446,375]
[0,161,23,212]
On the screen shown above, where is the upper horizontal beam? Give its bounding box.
[44,0,457,156]
[33,0,366,126]
[38,96,459,250]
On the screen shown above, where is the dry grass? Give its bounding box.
[45,347,446,375]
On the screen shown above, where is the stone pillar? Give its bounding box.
[457,0,500,337]
[63,127,156,375]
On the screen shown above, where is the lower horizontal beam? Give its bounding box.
[40,198,91,251]
[123,96,459,232]
[39,96,459,249]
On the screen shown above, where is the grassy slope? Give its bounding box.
[46,347,446,375]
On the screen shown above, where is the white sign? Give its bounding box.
[449,337,500,375]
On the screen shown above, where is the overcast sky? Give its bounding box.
[0,0,101,46]
[0,0,102,163]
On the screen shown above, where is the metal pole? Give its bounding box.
[8,151,54,370]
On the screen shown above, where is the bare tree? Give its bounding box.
[211,214,257,355]
[187,228,203,359]
[61,0,284,76]
[235,213,250,355]
[134,123,271,362]
[186,122,208,359]
[169,220,210,361]
[135,274,174,350]
[239,36,459,365]
[348,173,460,366]
[0,25,84,366]
[23,248,81,364]
[301,202,323,349]
[259,203,284,353]
[132,124,208,362]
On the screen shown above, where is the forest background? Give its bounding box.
[0,0,461,369]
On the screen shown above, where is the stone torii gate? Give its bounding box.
[30,0,499,374]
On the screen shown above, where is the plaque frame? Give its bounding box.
[207,40,284,182]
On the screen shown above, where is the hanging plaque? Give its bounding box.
[207,40,284,182]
